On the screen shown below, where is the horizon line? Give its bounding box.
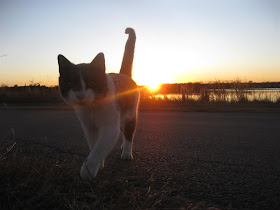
[2,80,280,88]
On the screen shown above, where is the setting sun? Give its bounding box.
[147,83,161,92]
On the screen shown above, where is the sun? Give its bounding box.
[147,82,161,92]
[133,64,172,92]
[132,45,175,90]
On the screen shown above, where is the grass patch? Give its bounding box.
[1,81,280,106]
[0,136,221,209]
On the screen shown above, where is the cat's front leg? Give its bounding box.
[80,125,120,181]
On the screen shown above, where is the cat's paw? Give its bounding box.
[121,151,133,160]
[80,159,99,181]
[121,141,133,160]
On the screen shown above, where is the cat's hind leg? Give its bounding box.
[121,117,136,160]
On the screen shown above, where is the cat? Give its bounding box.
[57,28,139,181]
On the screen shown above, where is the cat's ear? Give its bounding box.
[90,53,105,72]
[58,54,72,72]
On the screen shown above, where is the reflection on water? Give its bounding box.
[151,88,280,103]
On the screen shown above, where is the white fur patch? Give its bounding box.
[121,140,133,160]
[66,76,95,105]
[76,75,122,181]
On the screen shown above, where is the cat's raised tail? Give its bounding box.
[120,28,136,78]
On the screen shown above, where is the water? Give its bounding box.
[151,88,280,103]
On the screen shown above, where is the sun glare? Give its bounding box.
[147,83,161,92]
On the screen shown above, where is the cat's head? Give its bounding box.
[58,53,108,106]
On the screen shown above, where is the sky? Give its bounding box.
[0,0,279,87]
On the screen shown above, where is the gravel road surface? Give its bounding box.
[1,110,280,208]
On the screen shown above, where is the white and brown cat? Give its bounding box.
[57,28,139,181]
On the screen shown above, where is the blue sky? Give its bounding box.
[0,0,279,86]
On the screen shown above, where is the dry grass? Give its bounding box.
[1,81,280,106]
[141,80,280,105]
[0,85,61,104]
[0,132,221,210]
[1,83,280,113]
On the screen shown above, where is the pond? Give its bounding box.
[150,88,280,103]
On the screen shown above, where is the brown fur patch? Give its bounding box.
[123,118,137,142]
[109,73,138,115]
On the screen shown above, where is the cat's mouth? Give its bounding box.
[74,98,97,106]
[67,99,89,106]
[77,101,87,106]
[72,99,103,108]
[75,99,91,106]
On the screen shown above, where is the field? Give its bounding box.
[1,81,280,105]
[0,81,280,116]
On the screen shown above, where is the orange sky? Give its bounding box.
[0,0,279,87]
